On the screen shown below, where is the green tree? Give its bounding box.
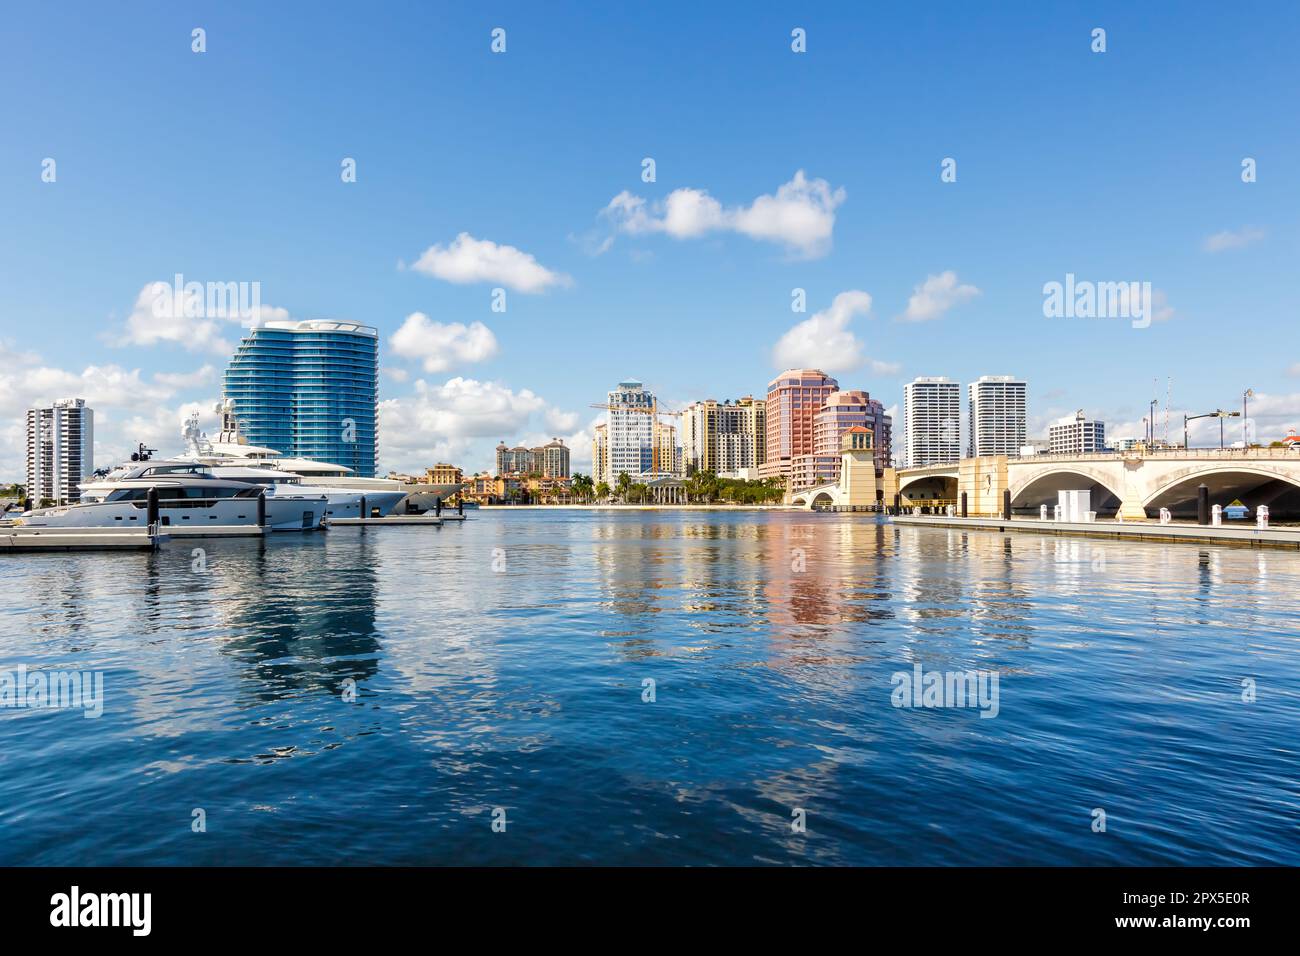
[571,473,593,502]
[595,481,611,501]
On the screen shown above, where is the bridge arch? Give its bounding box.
[1142,465,1300,519]
[1009,467,1125,517]
[898,474,958,501]
[790,485,840,510]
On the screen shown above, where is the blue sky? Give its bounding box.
[1,1,1297,478]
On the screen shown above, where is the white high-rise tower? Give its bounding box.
[605,380,655,479]
[903,377,960,466]
[26,398,94,504]
[968,375,1027,457]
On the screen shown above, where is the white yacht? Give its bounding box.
[175,403,460,515]
[22,464,327,533]
[198,463,404,521]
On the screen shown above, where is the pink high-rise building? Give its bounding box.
[789,390,871,490]
[760,368,839,485]
[865,398,892,472]
[812,390,872,455]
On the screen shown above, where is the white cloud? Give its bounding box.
[602,170,846,259]
[153,365,216,390]
[1149,288,1175,323]
[545,407,580,433]
[570,229,616,258]
[120,282,232,353]
[1203,227,1265,253]
[99,400,220,469]
[772,290,878,373]
[378,377,590,475]
[1235,391,1300,443]
[393,377,547,440]
[389,312,499,373]
[0,364,174,419]
[0,341,41,366]
[115,281,290,353]
[0,344,221,478]
[898,271,981,322]
[409,233,572,293]
[379,378,542,473]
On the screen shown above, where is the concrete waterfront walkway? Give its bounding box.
[891,513,1300,549]
[0,526,163,551]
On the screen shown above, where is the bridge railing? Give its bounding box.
[898,498,960,513]
[1010,448,1300,463]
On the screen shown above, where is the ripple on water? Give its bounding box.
[1,512,1297,865]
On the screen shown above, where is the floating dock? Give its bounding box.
[149,524,273,538]
[329,514,444,527]
[0,526,164,552]
[891,514,1300,549]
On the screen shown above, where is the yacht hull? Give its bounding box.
[16,496,325,533]
[311,489,407,520]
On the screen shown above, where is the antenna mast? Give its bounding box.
[1165,376,1171,444]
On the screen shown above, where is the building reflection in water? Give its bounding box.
[213,535,381,701]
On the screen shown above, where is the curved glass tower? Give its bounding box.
[223,320,378,477]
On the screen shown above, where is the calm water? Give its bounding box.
[1,510,1297,866]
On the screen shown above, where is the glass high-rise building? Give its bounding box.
[223,320,379,476]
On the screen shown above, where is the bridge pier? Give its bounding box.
[957,455,1008,516]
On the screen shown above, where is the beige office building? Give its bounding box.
[680,396,766,476]
[425,463,463,485]
[591,423,609,486]
[653,422,682,477]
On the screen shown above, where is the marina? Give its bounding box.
[1,403,466,550]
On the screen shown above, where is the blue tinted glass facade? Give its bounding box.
[223,322,378,477]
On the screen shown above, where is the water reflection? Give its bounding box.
[215,535,381,700]
[2,511,1298,865]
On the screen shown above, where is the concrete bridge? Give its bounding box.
[882,448,1300,520]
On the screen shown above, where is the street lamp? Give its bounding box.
[1218,410,1241,449]
[1243,388,1255,447]
[1184,409,1240,450]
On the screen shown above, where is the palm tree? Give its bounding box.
[616,471,632,502]
[595,481,610,501]
[571,473,594,502]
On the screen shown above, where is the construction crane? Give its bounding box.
[589,398,682,475]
